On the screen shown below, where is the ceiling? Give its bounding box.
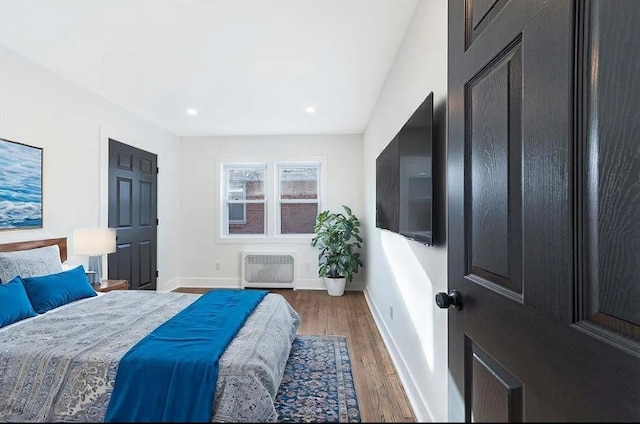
[0,0,418,137]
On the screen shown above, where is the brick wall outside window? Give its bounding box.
[280,179,318,234]
[280,203,318,234]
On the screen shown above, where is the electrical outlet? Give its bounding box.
[389,303,394,320]
[304,262,311,272]
[215,262,221,271]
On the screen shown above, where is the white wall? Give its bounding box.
[176,134,364,292]
[0,46,182,287]
[363,0,448,421]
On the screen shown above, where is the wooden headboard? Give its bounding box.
[0,237,68,262]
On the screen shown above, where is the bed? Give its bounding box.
[0,237,301,423]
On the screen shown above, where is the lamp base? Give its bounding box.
[88,255,103,285]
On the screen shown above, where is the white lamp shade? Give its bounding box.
[74,228,117,255]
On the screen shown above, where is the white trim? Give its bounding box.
[278,199,319,203]
[295,277,365,291]
[98,126,110,275]
[176,277,242,289]
[169,277,364,292]
[156,277,182,293]
[363,288,434,423]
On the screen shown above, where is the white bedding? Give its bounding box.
[0,290,300,422]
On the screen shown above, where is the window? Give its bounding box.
[223,165,267,235]
[277,164,320,235]
[220,160,324,240]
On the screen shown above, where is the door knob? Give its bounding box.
[435,290,462,310]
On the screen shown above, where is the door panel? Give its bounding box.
[108,139,157,291]
[139,181,152,227]
[467,339,523,423]
[113,242,132,282]
[116,177,133,227]
[579,0,640,345]
[448,0,640,421]
[467,38,523,296]
[117,151,132,170]
[465,0,511,50]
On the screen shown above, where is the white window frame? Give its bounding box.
[216,156,327,244]
[221,163,267,237]
[275,162,321,236]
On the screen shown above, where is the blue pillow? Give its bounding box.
[22,265,97,314]
[0,276,38,327]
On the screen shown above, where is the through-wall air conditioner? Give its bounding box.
[241,252,296,289]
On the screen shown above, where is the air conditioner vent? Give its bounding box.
[241,252,295,288]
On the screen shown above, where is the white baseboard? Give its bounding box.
[156,277,182,293]
[167,277,364,292]
[294,278,325,290]
[363,288,434,422]
[171,277,242,290]
[295,278,365,291]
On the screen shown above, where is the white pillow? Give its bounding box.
[0,245,63,283]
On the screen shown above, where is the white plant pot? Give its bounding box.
[324,277,346,296]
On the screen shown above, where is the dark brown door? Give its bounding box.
[447,0,640,421]
[108,139,157,290]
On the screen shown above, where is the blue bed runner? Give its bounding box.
[104,289,268,423]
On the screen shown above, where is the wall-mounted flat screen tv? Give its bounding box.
[376,92,434,246]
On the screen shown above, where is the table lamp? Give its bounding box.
[74,227,116,285]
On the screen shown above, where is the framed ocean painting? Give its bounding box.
[0,138,43,230]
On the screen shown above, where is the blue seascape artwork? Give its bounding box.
[0,139,43,230]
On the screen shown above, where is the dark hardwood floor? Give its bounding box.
[173,287,416,422]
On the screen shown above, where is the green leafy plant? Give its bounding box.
[311,205,363,282]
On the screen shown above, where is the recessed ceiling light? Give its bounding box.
[186,108,198,116]
[305,106,316,114]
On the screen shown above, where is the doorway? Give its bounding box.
[107,139,158,290]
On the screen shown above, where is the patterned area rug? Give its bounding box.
[275,335,362,423]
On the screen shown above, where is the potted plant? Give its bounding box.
[311,205,364,296]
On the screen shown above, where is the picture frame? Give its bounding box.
[0,138,43,230]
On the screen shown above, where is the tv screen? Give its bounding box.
[376,92,434,245]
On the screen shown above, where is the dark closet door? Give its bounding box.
[108,139,157,290]
[447,0,640,421]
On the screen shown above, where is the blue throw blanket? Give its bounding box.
[104,289,268,423]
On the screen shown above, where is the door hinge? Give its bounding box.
[155,270,159,278]
[156,166,159,174]
[156,218,159,225]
